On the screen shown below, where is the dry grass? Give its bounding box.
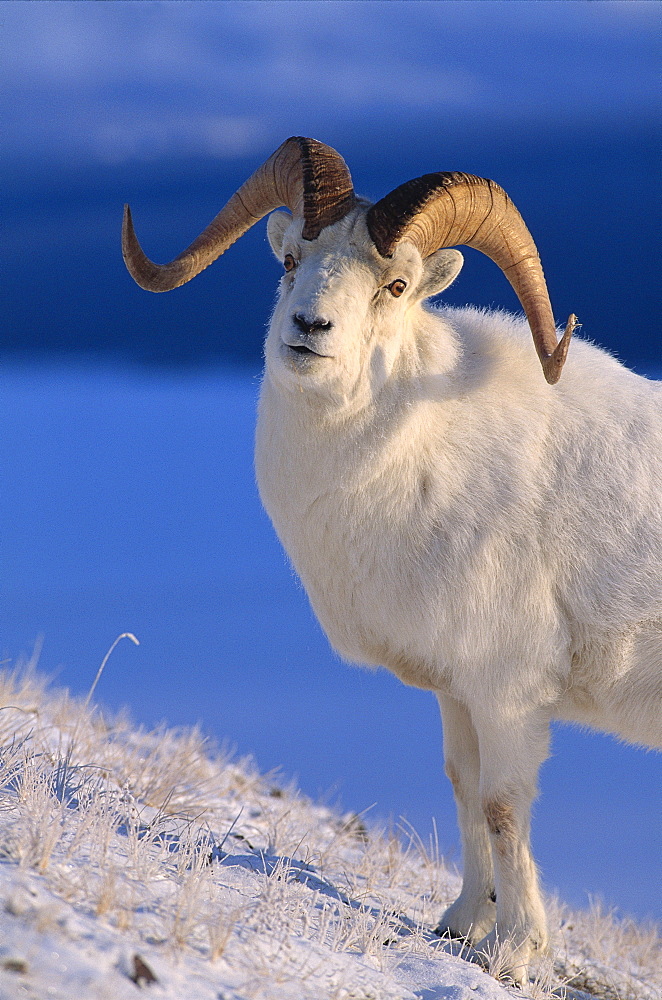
[0,657,659,1000]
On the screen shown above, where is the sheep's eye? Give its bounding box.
[388,279,407,298]
[283,254,296,273]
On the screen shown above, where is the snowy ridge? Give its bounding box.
[0,662,659,1000]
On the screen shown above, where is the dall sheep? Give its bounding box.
[123,137,662,987]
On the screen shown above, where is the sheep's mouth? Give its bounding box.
[282,341,332,360]
[289,344,317,355]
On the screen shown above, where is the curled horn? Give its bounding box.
[367,172,577,384]
[123,137,356,293]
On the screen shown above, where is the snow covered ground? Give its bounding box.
[0,659,659,1000]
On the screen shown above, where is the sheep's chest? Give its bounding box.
[260,474,433,673]
[254,392,447,678]
[254,380,568,700]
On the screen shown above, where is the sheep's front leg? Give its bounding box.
[435,692,496,943]
[472,706,551,987]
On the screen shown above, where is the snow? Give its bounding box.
[0,665,659,1000]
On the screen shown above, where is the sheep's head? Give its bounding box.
[123,136,576,386]
[263,205,464,403]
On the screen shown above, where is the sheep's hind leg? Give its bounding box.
[472,706,552,988]
[435,692,496,943]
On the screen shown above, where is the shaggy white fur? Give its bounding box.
[255,205,662,986]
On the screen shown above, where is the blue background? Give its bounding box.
[1,2,660,921]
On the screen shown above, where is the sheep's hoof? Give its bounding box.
[474,927,543,989]
[434,924,468,942]
[436,895,496,945]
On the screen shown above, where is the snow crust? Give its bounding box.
[0,665,658,1000]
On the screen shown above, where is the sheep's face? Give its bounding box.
[265,206,463,409]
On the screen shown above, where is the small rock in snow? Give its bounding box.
[131,954,158,987]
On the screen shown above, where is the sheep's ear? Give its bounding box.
[417,249,464,300]
[267,211,292,258]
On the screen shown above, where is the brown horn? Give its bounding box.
[367,172,577,384]
[123,137,356,293]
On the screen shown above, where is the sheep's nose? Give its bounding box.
[293,313,333,336]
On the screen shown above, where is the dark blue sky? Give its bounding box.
[3,1,660,367]
[3,1,660,166]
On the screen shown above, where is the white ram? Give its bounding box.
[123,137,662,987]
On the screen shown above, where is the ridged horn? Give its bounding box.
[123,137,356,293]
[367,172,577,384]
